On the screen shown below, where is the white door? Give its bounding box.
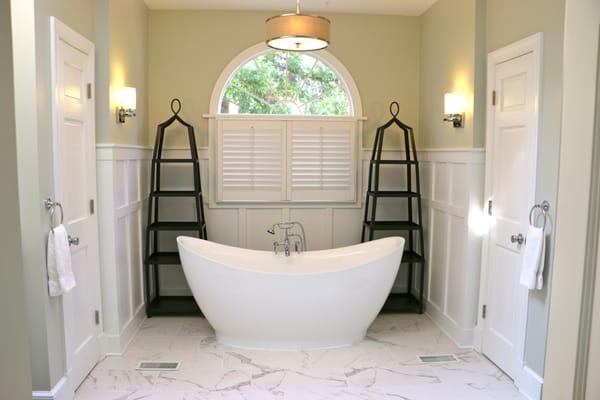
[480,34,542,379]
[50,18,101,391]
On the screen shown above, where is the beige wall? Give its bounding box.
[148,10,421,148]
[487,0,566,377]
[419,0,486,148]
[1,1,33,398]
[96,0,149,145]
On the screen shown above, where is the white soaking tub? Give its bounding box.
[176,236,405,350]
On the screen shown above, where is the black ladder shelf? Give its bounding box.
[144,99,207,317]
[361,102,426,314]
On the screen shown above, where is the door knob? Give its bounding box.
[68,235,80,246]
[510,233,525,245]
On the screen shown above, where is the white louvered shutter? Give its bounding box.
[217,120,285,201]
[288,120,356,202]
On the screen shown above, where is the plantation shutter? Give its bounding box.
[288,121,356,201]
[217,120,285,201]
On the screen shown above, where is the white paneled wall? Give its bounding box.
[419,150,486,347]
[96,145,151,354]
[96,144,484,350]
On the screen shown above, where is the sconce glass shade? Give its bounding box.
[118,87,137,110]
[443,93,466,128]
[266,9,330,51]
[444,93,466,115]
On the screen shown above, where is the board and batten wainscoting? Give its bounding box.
[96,143,484,351]
[96,144,152,354]
[418,149,486,347]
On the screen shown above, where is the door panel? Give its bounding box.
[51,18,100,392]
[482,49,539,379]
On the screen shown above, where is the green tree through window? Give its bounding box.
[221,51,351,115]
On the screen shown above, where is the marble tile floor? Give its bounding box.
[75,315,525,400]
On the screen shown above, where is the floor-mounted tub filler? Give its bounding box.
[176,236,405,350]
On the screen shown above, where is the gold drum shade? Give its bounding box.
[266,13,330,51]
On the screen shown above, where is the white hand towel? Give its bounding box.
[47,225,76,296]
[519,225,546,290]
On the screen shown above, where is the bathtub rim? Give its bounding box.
[176,235,405,276]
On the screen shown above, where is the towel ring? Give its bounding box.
[44,198,64,233]
[529,200,550,231]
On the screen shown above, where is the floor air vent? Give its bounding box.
[417,354,459,364]
[136,361,181,371]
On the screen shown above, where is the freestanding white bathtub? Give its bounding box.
[176,236,405,350]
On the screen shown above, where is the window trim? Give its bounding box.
[209,42,363,117]
[206,43,365,208]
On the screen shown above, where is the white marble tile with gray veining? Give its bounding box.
[76,315,525,400]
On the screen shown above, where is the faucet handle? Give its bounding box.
[273,241,278,254]
[267,228,275,235]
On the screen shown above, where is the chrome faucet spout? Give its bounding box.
[269,221,307,256]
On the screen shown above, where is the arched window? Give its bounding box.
[220,51,352,116]
[209,44,362,204]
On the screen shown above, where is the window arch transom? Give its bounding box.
[220,50,352,116]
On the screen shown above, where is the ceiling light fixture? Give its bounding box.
[266,0,330,52]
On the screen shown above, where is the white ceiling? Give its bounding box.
[143,0,438,16]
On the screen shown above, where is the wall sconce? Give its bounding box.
[443,93,466,128]
[116,87,136,124]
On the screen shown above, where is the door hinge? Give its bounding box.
[492,90,497,106]
[482,304,487,319]
[90,199,95,215]
[488,199,493,215]
[87,83,92,99]
[94,310,100,325]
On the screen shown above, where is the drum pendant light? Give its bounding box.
[266,0,330,51]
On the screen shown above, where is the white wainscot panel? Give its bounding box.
[429,209,448,310]
[245,209,284,250]
[116,216,130,329]
[289,208,333,250]
[433,162,451,203]
[333,208,362,247]
[446,215,467,323]
[205,208,239,247]
[129,209,143,312]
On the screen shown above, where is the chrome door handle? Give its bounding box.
[510,233,525,245]
[68,235,80,246]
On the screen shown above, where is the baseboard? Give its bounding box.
[32,376,72,400]
[100,304,145,356]
[426,300,474,348]
[515,365,544,400]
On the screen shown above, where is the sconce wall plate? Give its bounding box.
[115,86,137,124]
[117,107,136,124]
[444,113,464,128]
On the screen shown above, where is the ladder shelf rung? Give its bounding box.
[145,252,181,265]
[149,221,206,231]
[153,158,198,164]
[363,221,422,231]
[370,159,417,165]
[367,190,419,198]
[401,250,425,264]
[150,191,199,197]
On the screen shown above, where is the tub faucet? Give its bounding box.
[267,222,306,256]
